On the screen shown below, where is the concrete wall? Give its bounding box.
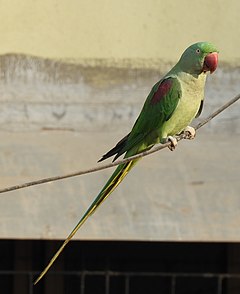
[0,0,239,241]
[0,0,239,63]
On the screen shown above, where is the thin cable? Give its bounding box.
[0,93,239,194]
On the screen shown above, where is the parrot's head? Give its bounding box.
[179,42,219,75]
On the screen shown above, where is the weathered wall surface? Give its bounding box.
[0,0,239,241]
[0,55,239,133]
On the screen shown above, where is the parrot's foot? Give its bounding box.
[167,136,178,151]
[183,126,196,140]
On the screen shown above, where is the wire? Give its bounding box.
[0,93,239,194]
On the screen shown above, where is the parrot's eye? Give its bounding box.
[196,49,201,54]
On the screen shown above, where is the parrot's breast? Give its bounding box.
[162,72,206,137]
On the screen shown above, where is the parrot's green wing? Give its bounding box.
[195,99,204,118]
[99,77,182,162]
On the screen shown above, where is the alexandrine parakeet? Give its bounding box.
[35,41,218,284]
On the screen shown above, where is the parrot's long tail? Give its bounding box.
[34,158,139,285]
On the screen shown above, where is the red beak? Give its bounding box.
[202,52,218,74]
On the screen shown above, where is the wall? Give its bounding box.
[0,0,239,63]
[0,0,239,241]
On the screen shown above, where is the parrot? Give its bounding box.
[34,41,218,284]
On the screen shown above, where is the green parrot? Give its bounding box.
[34,41,218,284]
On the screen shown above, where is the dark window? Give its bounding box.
[0,240,239,294]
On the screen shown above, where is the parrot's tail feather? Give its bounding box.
[34,159,138,285]
[98,133,130,162]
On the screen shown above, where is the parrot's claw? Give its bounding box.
[183,126,196,140]
[167,136,178,151]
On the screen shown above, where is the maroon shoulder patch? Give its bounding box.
[150,79,172,105]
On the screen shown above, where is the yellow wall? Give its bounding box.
[0,0,239,63]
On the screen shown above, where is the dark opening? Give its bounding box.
[0,240,239,294]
